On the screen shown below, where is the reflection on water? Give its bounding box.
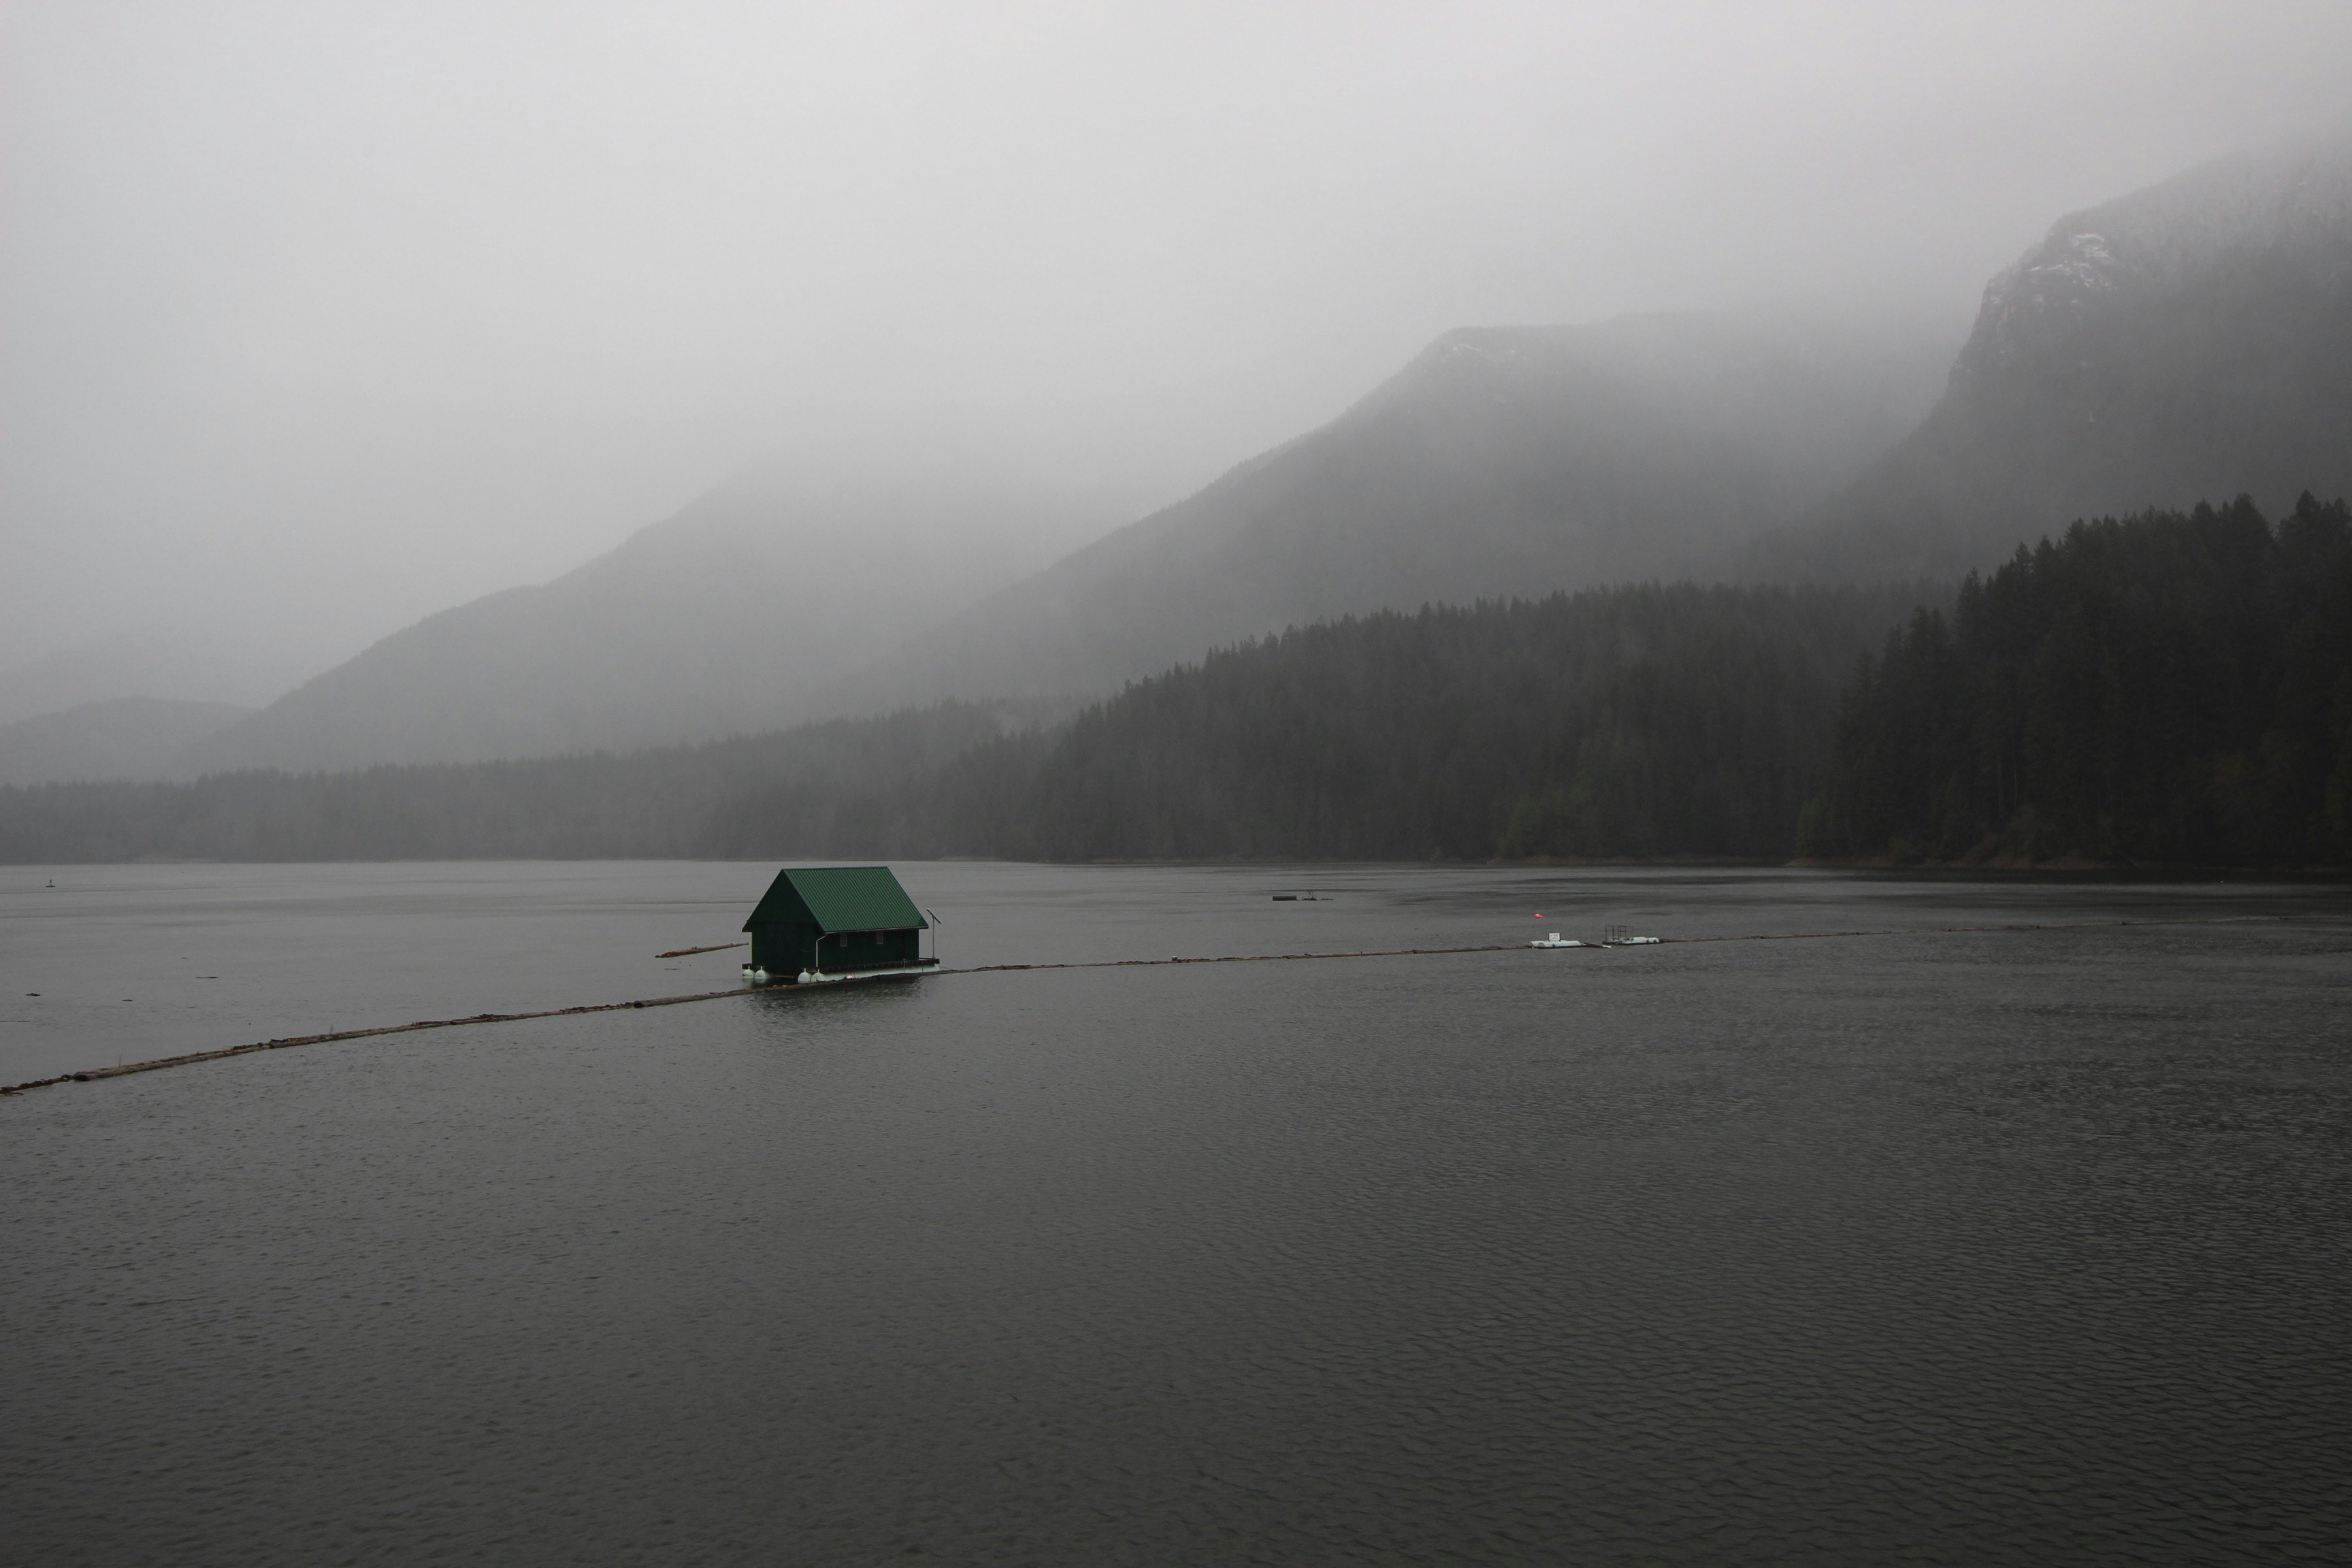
[4,863,2348,1563]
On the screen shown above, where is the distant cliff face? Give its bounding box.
[831,310,1953,708]
[1765,135,2352,578]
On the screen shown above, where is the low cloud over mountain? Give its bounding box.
[126,135,2352,775]
[836,310,1952,708]
[182,453,1116,772]
[1761,133,2352,578]
[0,697,252,788]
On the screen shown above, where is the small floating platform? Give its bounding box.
[742,959,940,987]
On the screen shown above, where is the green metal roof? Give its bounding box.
[742,866,927,935]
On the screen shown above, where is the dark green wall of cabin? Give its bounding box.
[749,922,814,972]
[817,928,922,969]
[749,922,919,973]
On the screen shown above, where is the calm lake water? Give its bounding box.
[5,862,2349,1563]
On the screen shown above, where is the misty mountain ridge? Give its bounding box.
[182,452,1120,774]
[175,306,1950,772]
[30,495,2347,871]
[0,586,1930,864]
[0,697,254,788]
[0,621,338,730]
[142,133,2352,775]
[1761,131,2352,578]
[826,309,1955,709]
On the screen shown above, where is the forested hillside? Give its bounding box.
[1017,586,1918,860]
[1799,495,2352,865]
[0,587,1920,864]
[8,504,2349,870]
[841,313,1948,710]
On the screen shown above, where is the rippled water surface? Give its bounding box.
[5,862,2349,1563]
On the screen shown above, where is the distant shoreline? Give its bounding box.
[10,853,2349,881]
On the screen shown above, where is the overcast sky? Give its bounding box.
[4,0,2349,700]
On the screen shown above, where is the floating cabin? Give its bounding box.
[741,865,935,983]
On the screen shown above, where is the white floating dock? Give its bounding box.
[740,964,937,986]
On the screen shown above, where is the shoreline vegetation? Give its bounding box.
[1800,495,2352,868]
[5,499,2348,872]
[23,853,2351,878]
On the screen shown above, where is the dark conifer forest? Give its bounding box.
[1799,494,2352,866]
[3,499,2347,867]
[0,586,1921,864]
[1015,585,1916,860]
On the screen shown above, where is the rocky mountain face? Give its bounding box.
[0,697,253,787]
[1759,134,2352,578]
[828,311,1952,709]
